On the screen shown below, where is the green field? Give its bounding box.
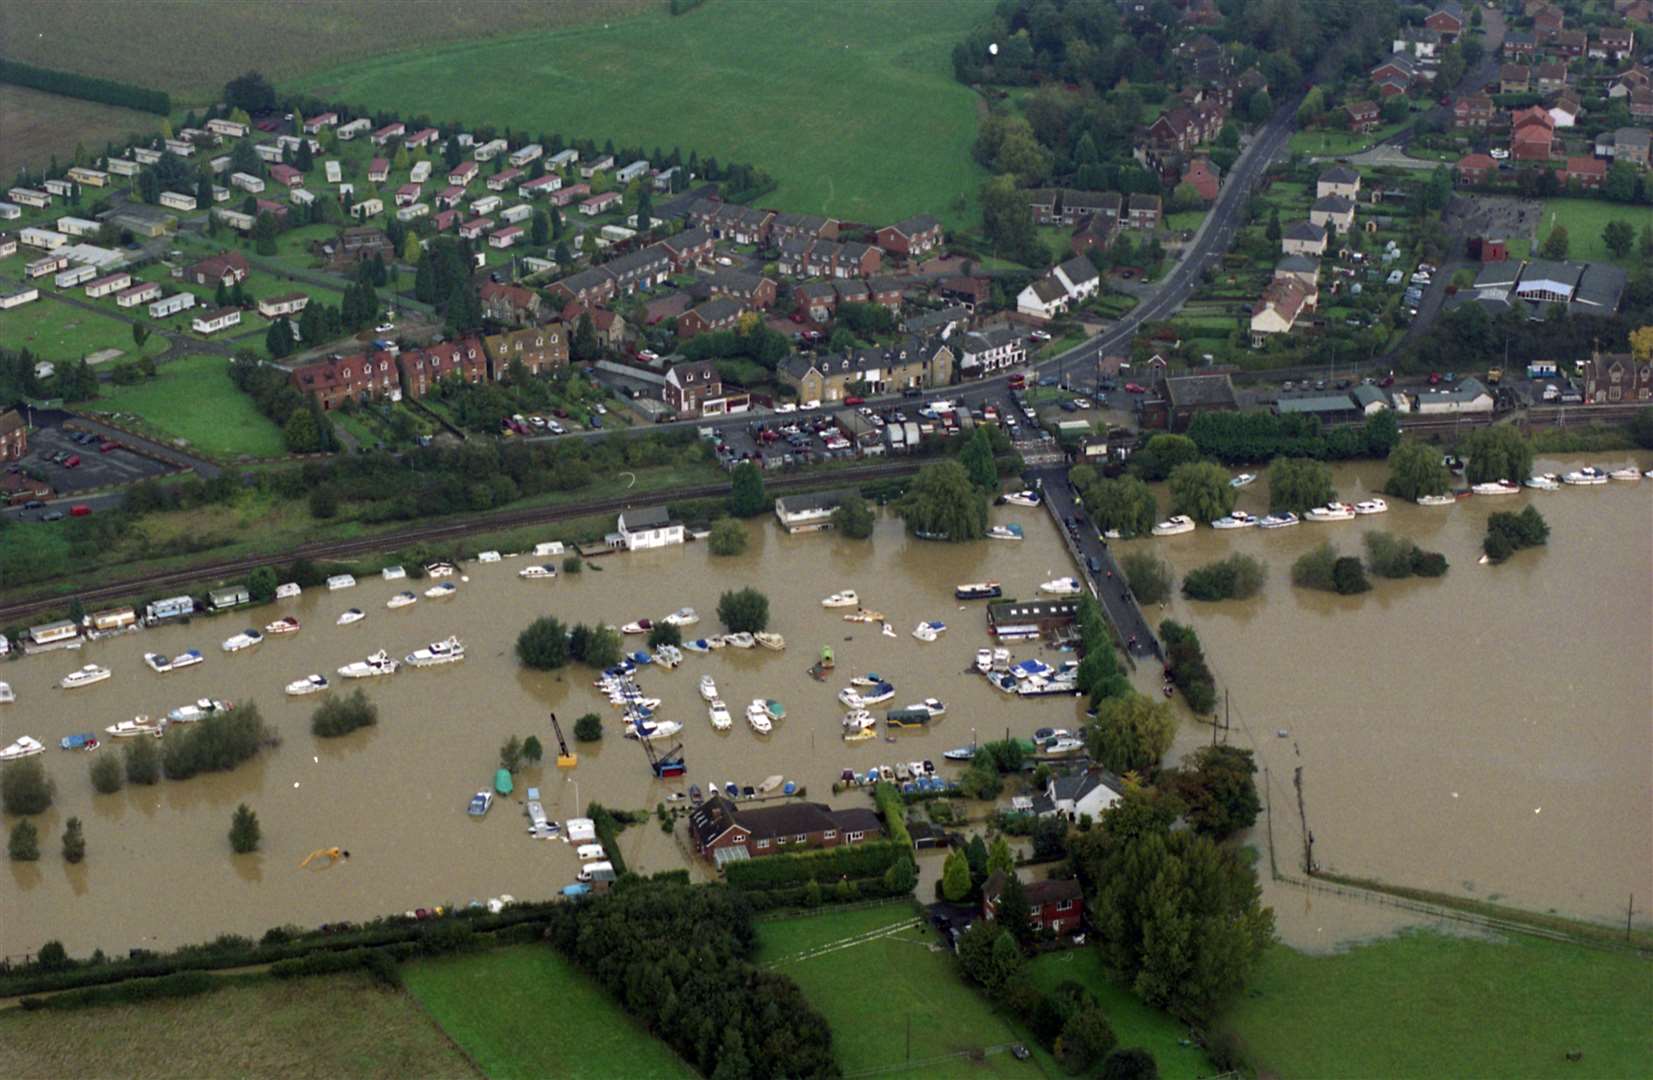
[1,295,165,364]
[1288,120,1410,158]
[291,0,995,228]
[1219,931,1653,1079]
[1025,950,1211,1080]
[0,973,475,1080]
[757,902,1055,1078]
[1540,198,1653,267]
[404,945,691,1080]
[88,353,288,458]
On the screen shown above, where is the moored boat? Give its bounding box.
[911,697,946,717]
[264,615,301,635]
[1563,466,1608,486]
[1040,577,1082,595]
[1306,502,1356,521]
[167,698,230,723]
[746,700,773,734]
[0,682,13,705]
[337,608,366,625]
[1151,515,1195,536]
[275,582,302,600]
[424,581,458,598]
[106,716,163,738]
[61,664,111,689]
[943,742,978,762]
[145,649,204,673]
[339,650,399,679]
[519,564,556,579]
[663,607,700,626]
[1525,474,1560,490]
[955,581,1002,600]
[1002,489,1041,507]
[59,733,99,752]
[621,618,654,635]
[1257,511,1300,528]
[820,590,858,608]
[975,648,994,673]
[1416,493,1455,506]
[1353,498,1388,515]
[286,674,330,696]
[0,736,44,761]
[1608,466,1641,481]
[425,561,456,578]
[755,632,786,651]
[1042,736,1085,756]
[326,574,356,591]
[708,699,732,730]
[1210,510,1258,530]
[405,636,464,667]
[467,791,493,817]
[1230,472,1257,488]
[1470,480,1520,496]
[912,621,947,642]
[386,590,419,609]
[477,550,502,563]
[699,674,719,701]
[765,699,785,721]
[987,523,1025,541]
[724,632,755,649]
[221,628,263,652]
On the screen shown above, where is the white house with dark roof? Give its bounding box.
[614,506,684,551]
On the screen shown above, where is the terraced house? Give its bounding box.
[290,351,402,409]
[484,325,568,377]
[780,337,953,403]
[394,339,489,399]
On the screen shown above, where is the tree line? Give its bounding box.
[0,59,169,114]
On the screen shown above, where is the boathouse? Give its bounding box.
[773,489,853,533]
[986,598,1080,640]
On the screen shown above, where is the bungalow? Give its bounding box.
[1347,99,1381,133]
[1457,153,1496,185]
[1316,165,1362,201]
[1454,93,1496,129]
[395,338,489,399]
[290,351,402,409]
[188,250,249,287]
[159,190,198,212]
[1036,770,1124,821]
[676,297,744,338]
[579,192,623,216]
[773,490,853,533]
[1250,275,1318,345]
[615,506,683,550]
[369,122,405,146]
[484,324,567,377]
[957,326,1026,376]
[488,224,525,248]
[1309,195,1356,235]
[875,213,943,258]
[148,291,197,319]
[191,306,242,334]
[116,280,163,307]
[448,161,480,186]
[257,292,309,318]
[519,174,563,198]
[982,871,1085,936]
[84,271,132,298]
[688,795,882,863]
[579,154,616,179]
[1549,95,1581,129]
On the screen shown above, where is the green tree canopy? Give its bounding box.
[717,587,769,633]
[898,460,988,541]
[1167,461,1236,523]
[1385,439,1451,500]
[831,493,875,539]
[1085,693,1177,776]
[1132,434,1201,482]
[1460,425,1533,485]
[960,426,999,490]
[516,615,570,669]
[707,516,748,556]
[1081,475,1158,538]
[728,461,766,516]
[1267,456,1335,514]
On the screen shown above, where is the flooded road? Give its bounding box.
[1130,456,1652,936]
[1,504,1087,956]
[2,454,1647,957]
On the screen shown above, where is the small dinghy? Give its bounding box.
[59,733,99,752]
[912,621,946,642]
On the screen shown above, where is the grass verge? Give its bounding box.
[403,945,691,1080]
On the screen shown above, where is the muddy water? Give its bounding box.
[1,505,1090,955]
[1132,456,1653,936]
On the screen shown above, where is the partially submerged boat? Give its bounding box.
[1525,474,1560,491]
[663,607,700,627]
[820,590,859,608]
[1257,511,1300,528]
[59,733,99,752]
[425,581,458,598]
[386,590,419,609]
[1230,472,1257,488]
[145,649,204,674]
[167,698,231,723]
[221,628,263,652]
[1040,577,1083,596]
[987,523,1024,541]
[912,621,947,642]
[754,632,785,651]
[467,791,493,817]
[1416,493,1455,507]
[518,564,557,580]
[285,674,330,696]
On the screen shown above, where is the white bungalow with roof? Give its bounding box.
[1037,771,1123,821]
[1017,274,1072,319]
[612,506,684,551]
[1415,377,1493,415]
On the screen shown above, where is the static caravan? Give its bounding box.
[508,143,544,167]
[148,291,197,318]
[163,138,195,157]
[85,606,137,634]
[395,202,430,223]
[56,216,100,238]
[25,254,71,278]
[324,160,342,183]
[229,172,265,193]
[289,188,315,206]
[214,207,255,231]
[85,271,133,298]
[105,157,141,176]
[409,160,432,183]
[66,166,108,187]
[499,203,533,225]
[206,117,249,138]
[351,198,385,220]
[473,138,508,162]
[253,143,284,164]
[54,263,97,289]
[43,178,74,197]
[0,287,39,309]
[8,187,52,208]
[132,146,163,165]
[145,595,195,623]
[20,227,67,250]
[471,194,502,216]
[159,190,198,212]
[0,202,21,220]
[336,118,371,141]
[28,619,81,647]
[208,585,250,611]
[116,281,163,307]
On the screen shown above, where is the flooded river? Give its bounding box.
[1,504,1088,956]
[2,455,1648,957]
[1130,456,1652,939]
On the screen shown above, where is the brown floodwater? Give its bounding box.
[1130,455,1653,937]
[0,504,1089,956]
[2,456,1647,957]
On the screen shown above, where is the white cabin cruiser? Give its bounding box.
[663,607,700,627]
[145,649,204,673]
[1002,490,1041,507]
[1210,511,1258,530]
[1609,466,1642,481]
[61,664,111,689]
[820,590,858,608]
[264,615,301,635]
[1470,480,1520,496]
[222,628,263,652]
[286,674,330,696]
[699,674,719,701]
[167,698,230,723]
[1306,502,1356,521]
[337,608,366,625]
[386,590,418,609]
[339,650,400,678]
[1151,515,1195,536]
[746,700,773,734]
[106,716,164,738]
[0,736,44,761]
[424,581,458,598]
[1257,511,1300,528]
[519,564,557,579]
[1040,577,1083,595]
[1353,498,1388,515]
[1416,493,1455,506]
[405,636,464,667]
[708,699,732,730]
[1525,474,1560,491]
[912,621,947,642]
[1562,466,1608,486]
[1230,473,1257,488]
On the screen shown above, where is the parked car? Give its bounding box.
[1429,372,1443,385]
[1028,330,1052,343]
[99,440,118,452]
[22,499,45,510]
[64,455,81,468]
[844,395,865,406]
[70,504,92,517]
[374,322,396,333]
[41,510,65,522]
[1123,382,1147,394]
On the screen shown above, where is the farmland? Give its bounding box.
[88,353,288,458]
[403,945,692,1080]
[0,0,653,104]
[1219,931,1653,1079]
[0,973,476,1080]
[290,0,995,228]
[0,84,159,179]
[1540,198,1653,267]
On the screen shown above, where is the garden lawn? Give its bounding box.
[1288,120,1409,158]
[1165,209,1207,232]
[0,972,475,1080]
[290,0,996,228]
[1025,949,1211,1080]
[1,295,164,364]
[1219,931,1653,1080]
[756,902,1057,1078]
[404,945,691,1080]
[89,353,287,458]
[1540,198,1653,267]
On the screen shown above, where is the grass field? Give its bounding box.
[291,0,995,227]
[88,353,288,458]
[1220,931,1653,1079]
[404,945,691,1080]
[0,973,476,1080]
[0,84,161,179]
[1288,120,1410,158]
[1540,198,1653,267]
[756,901,1055,1078]
[1,295,166,364]
[0,0,653,103]
[1025,950,1211,1080]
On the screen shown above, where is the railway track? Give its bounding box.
[0,462,921,625]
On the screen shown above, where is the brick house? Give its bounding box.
[1423,3,1464,40]
[601,245,673,295]
[659,226,716,271]
[1510,107,1556,161]
[769,212,839,242]
[779,337,953,402]
[1143,106,1203,153]
[1582,348,1652,404]
[1502,32,1536,60]
[0,408,27,462]
[484,325,568,377]
[687,795,884,862]
[290,352,402,408]
[187,250,249,287]
[1370,54,1420,89]
[1346,99,1381,133]
[1126,194,1162,230]
[1456,153,1496,185]
[479,281,544,326]
[1553,30,1586,59]
[1534,62,1569,93]
[797,281,838,322]
[706,268,776,309]
[676,297,744,338]
[1453,93,1495,129]
[1250,276,1318,344]
[662,359,721,415]
[548,267,618,307]
[395,338,489,399]
[981,871,1085,936]
[1558,156,1606,189]
[1499,65,1530,95]
[875,213,943,258]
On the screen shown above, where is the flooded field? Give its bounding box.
[3,454,1648,957]
[0,504,1087,956]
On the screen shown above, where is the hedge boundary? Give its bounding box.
[0,60,169,115]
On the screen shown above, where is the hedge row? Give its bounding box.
[587,803,629,877]
[0,59,169,115]
[873,782,914,849]
[724,840,904,889]
[19,970,213,1011]
[738,875,909,912]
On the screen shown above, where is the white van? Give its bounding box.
[576,844,607,862]
[577,860,614,882]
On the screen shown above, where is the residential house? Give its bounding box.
[662,359,724,415]
[641,291,693,325]
[395,338,489,400]
[615,506,683,550]
[1143,106,1205,154]
[1371,53,1421,90]
[1510,107,1556,161]
[187,250,249,287]
[1609,65,1650,101]
[1182,157,1221,201]
[484,325,568,377]
[1070,213,1116,255]
[1126,194,1162,230]
[1499,64,1531,95]
[1017,274,1073,319]
[1394,25,1442,60]
[706,268,776,309]
[779,337,953,402]
[688,795,883,864]
[1549,95,1582,129]
[1457,153,1497,185]
[1316,165,1362,201]
[1558,156,1606,189]
[773,490,853,533]
[1503,32,1536,59]
[982,871,1085,936]
[1593,28,1635,62]
[602,245,673,295]
[1309,196,1356,235]
[866,276,905,311]
[0,409,27,461]
[1553,30,1586,59]
[1274,254,1321,288]
[797,281,839,322]
[1347,99,1381,134]
[1534,62,1569,94]
[1250,276,1318,345]
[548,267,617,307]
[659,226,715,271]
[676,297,744,338]
[769,211,838,242]
[1037,770,1124,821]
[833,278,871,307]
[478,281,543,325]
[1631,89,1653,123]
[937,276,990,308]
[875,214,943,258]
[956,326,1026,376]
[1423,2,1464,40]
[290,351,402,408]
[1053,256,1101,304]
[1582,347,1653,404]
[1595,127,1651,167]
[1532,5,1564,38]
[1454,93,1496,129]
